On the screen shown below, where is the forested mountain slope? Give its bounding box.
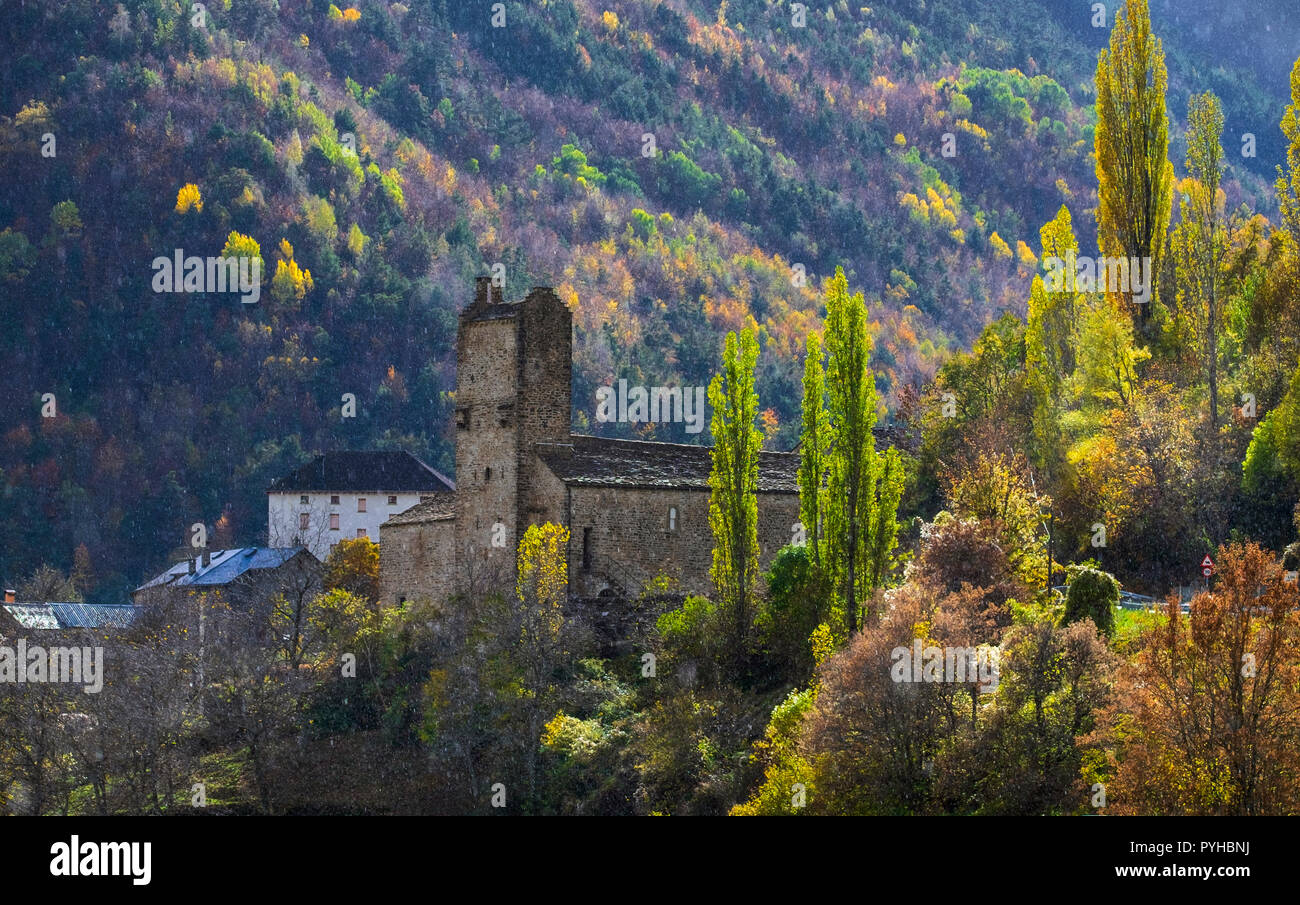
[0,0,1292,595]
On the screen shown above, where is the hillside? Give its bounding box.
[0,0,1294,594]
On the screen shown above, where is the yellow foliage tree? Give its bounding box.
[175,183,202,214]
[270,239,314,303]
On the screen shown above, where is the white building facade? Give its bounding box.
[266,451,454,560]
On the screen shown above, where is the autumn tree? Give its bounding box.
[515,522,570,812]
[1096,543,1300,814]
[1026,206,1080,474]
[707,327,762,660]
[1277,56,1300,248]
[1094,0,1173,318]
[16,564,80,602]
[324,535,380,602]
[1171,92,1228,428]
[175,183,203,214]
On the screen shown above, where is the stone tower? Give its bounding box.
[453,278,571,590]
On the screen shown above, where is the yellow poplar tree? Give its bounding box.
[1094,0,1173,317]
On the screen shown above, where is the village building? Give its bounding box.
[266,451,454,559]
[132,547,323,611]
[379,278,802,606]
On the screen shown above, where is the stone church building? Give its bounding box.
[378,277,801,605]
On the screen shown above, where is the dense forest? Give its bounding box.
[1,0,1295,595]
[3,0,1300,816]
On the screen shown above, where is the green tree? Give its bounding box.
[1062,565,1119,636]
[1277,56,1300,247]
[1171,92,1227,428]
[708,328,763,661]
[823,268,902,632]
[1027,206,1082,473]
[797,331,830,574]
[1074,291,1150,408]
[1094,0,1173,317]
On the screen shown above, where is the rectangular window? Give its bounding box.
[299,513,310,530]
[357,498,367,513]
[330,495,340,505]
[582,528,592,572]
[330,514,340,531]
[388,495,398,505]
[300,494,309,505]
[356,528,367,538]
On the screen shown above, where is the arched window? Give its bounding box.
[668,506,678,532]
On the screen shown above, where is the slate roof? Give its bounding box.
[535,435,799,492]
[267,451,454,494]
[3,603,139,630]
[134,547,309,594]
[381,495,456,527]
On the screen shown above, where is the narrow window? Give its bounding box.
[357,498,367,513]
[485,467,492,482]
[388,495,398,505]
[582,527,592,571]
[330,513,340,531]
[456,408,470,429]
[668,506,678,532]
[300,513,310,530]
[330,495,340,505]
[300,494,309,505]
[356,528,367,538]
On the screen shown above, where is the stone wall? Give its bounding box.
[379,517,455,605]
[454,307,520,585]
[565,485,800,597]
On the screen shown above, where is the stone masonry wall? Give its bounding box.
[566,485,800,596]
[379,518,455,605]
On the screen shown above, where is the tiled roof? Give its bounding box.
[134,547,309,593]
[535,435,799,492]
[381,495,456,527]
[3,603,139,630]
[267,451,454,494]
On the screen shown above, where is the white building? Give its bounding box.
[266,451,455,560]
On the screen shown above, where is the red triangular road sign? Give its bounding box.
[1201,555,1214,568]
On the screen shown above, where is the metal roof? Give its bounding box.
[134,547,309,593]
[4,603,139,630]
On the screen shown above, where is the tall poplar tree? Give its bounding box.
[798,331,830,574]
[823,268,903,634]
[1026,205,1081,474]
[708,327,762,660]
[1278,57,1300,246]
[1095,0,1173,319]
[1172,92,1227,428]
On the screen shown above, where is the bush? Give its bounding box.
[1062,565,1119,636]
